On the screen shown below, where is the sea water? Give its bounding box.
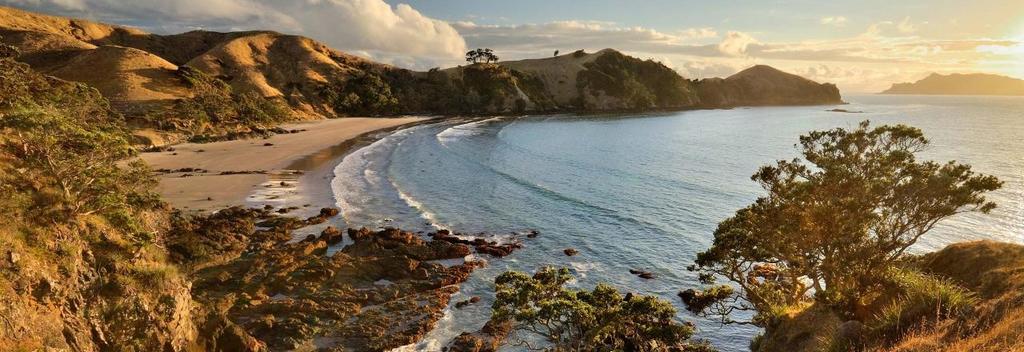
[331,94,1024,351]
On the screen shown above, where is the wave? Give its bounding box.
[394,183,446,230]
[435,116,507,146]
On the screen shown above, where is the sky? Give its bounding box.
[3,0,1023,92]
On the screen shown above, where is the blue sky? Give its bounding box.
[3,0,1022,92]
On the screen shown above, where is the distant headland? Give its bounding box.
[882,72,1024,96]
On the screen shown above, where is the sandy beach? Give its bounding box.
[141,117,427,212]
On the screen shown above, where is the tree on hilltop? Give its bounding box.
[466,48,499,64]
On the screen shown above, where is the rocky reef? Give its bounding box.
[164,206,524,351]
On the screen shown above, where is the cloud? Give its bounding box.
[269,0,466,62]
[452,20,722,58]
[820,16,848,27]
[718,31,759,56]
[1,0,467,65]
[897,16,917,33]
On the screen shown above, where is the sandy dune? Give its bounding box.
[141,117,425,211]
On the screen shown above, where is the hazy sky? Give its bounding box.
[3,0,1022,92]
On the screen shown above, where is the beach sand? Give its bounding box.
[141,117,427,212]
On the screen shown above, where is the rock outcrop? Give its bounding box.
[882,72,1024,96]
[447,318,513,352]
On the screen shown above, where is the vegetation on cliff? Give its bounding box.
[0,50,193,351]
[681,121,1018,351]
[575,50,699,110]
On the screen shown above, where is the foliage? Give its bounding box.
[466,48,500,64]
[493,267,714,351]
[144,66,293,138]
[328,71,400,115]
[685,121,1002,326]
[0,59,159,223]
[0,56,190,351]
[869,269,977,342]
[577,51,696,109]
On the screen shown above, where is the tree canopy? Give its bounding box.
[493,267,714,351]
[466,48,500,64]
[683,121,1002,325]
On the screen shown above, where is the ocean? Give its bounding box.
[330,94,1024,351]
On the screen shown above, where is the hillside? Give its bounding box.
[753,241,1024,352]
[882,73,1024,96]
[0,5,843,142]
[696,65,843,106]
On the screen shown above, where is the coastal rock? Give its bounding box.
[563,248,579,256]
[320,226,343,245]
[191,225,480,351]
[455,296,482,309]
[629,269,655,279]
[430,230,523,258]
[447,319,512,352]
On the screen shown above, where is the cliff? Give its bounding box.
[882,72,1024,96]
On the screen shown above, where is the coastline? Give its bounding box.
[141,117,428,213]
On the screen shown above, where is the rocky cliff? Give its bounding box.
[882,72,1024,96]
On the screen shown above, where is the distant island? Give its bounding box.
[882,72,1024,96]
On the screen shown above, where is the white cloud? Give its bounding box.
[1,0,467,65]
[269,0,466,62]
[718,31,758,56]
[820,16,848,27]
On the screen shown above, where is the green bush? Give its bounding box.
[493,267,715,351]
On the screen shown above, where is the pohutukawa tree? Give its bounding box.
[681,121,1002,325]
[466,48,499,64]
[493,267,714,351]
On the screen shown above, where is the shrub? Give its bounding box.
[493,267,715,351]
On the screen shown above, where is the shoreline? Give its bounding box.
[141,117,429,213]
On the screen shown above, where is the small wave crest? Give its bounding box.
[435,117,505,146]
[394,186,446,230]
